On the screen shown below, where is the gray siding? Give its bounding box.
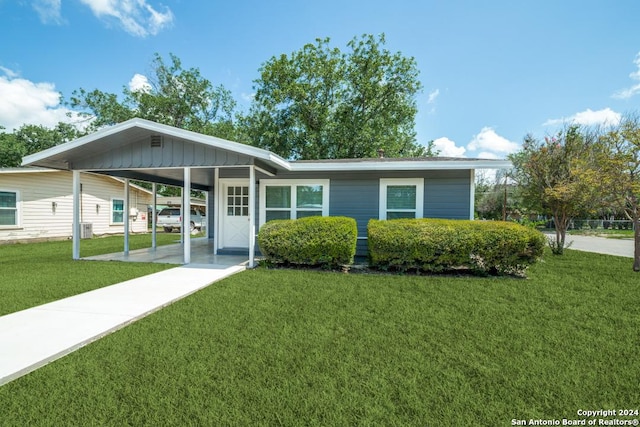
[329,178,379,256]
[424,171,471,219]
[263,169,472,256]
[72,137,254,170]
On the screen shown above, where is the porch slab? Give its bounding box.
[83,237,249,267]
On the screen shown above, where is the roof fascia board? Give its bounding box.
[289,160,512,172]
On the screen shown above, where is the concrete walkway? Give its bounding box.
[553,234,634,258]
[0,263,245,386]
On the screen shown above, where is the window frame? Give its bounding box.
[111,197,125,225]
[0,189,20,228]
[379,178,424,220]
[259,179,330,227]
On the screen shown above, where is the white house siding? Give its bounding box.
[0,170,152,242]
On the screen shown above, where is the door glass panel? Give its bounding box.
[227,186,249,216]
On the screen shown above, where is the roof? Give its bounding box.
[20,118,512,186]
[289,156,511,171]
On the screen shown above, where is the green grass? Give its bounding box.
[1,249,639,425]
[0,234,179,316]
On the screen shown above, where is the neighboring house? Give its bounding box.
[0,168,152,242]
[21,118,511,265]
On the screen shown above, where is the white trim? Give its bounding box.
[249,166,255,268]
[123,179,130,255]
[110,197,125,225]
[183,168,191,264]
[379,178,424,220]
[469,169,475,220]
[0,188,20,229]
[290,160,511,172]
[213,168,219,255]
[72,170,80,260]
[259,179,330,227]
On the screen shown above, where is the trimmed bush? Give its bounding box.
[368,218,546,276]
[258,216,357,268]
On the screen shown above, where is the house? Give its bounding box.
[0,168,152,242]
[21,118,511,266]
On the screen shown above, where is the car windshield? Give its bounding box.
[159,208,180,216]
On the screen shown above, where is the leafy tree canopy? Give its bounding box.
[244,34,432,159]
[68,53,242,141]
[509,125,604,254]
[0,122,82,167]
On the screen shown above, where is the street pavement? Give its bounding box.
[549,234,634,258]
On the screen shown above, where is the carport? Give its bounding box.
[21,118,291,267]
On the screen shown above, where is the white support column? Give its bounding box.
[124,179,130,255]
[204,191,210,239]
[469,169,476,220]
[72,170,81,260]
[183,167,191,264]
[152,183,157,249]
[248,165,255,268]
[213,168,219,255]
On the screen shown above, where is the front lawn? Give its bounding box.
[1,250,639,425]
[0,234,178,316]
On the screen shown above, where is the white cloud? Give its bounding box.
[467,127,519,156]
[32,0,64,24]
[241,92,255,102]
[78,0,174,37]
[0,68,83,132]
[433,137,466,157]
[427,89,439,104]
[543,108,621,127]
[613,52,640,99]
[129,73,152,93]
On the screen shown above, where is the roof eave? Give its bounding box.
[289,159,512,172]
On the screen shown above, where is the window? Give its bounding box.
[260,180,329,225]
[0,190,18,227]
[227,186,249,216]
[112,198,124,224]
[379,178,424,220]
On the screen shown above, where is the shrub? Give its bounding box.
[368,219,546,276]
[257,216,357,268]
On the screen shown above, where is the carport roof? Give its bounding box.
[21,118,291,172]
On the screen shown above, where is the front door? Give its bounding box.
[220,180,250,248]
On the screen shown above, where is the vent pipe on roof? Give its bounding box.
[377,148,385,159]
[150,135,163,148]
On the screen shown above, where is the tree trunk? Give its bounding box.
[634,216,640,272]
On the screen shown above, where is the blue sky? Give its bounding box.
[1,0,640,161]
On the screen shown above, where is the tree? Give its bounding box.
[69,53,242,141]
[0,127,22,167]
[510,125,603,254]
[599,113,640,271]
[244,34,429,160]
[0,123,83,167]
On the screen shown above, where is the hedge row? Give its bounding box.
[257,217,545,276]
[257,216,357,268]
[368,218,546,276]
